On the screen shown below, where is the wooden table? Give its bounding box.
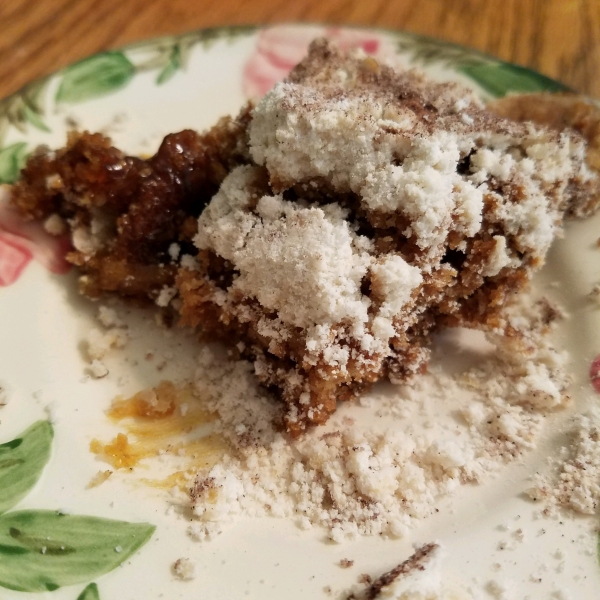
[1,0,598,100]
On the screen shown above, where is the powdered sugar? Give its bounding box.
[250,42,594,265]
[359,132,484,253]
[526,406,600,514]
[371,255,422,317]
[250,85,485,256]
[211,171,371,330]
[195,165,422,367]
[481,236,514,277]
[187,293,570,542]
[155,286,177,308]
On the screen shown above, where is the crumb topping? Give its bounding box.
[172,557,196,581]
[250,40,594,264]
[195,164,425,371]
[197,166,373,332]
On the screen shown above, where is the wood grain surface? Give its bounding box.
[0,0,598,100]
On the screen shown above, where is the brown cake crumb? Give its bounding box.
[364,543,439,599]
[172,557,196,581]
[489,92,600,217]
[86,469,113,489]
[11,108,252,301]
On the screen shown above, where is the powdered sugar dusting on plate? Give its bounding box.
[186,291,571,543]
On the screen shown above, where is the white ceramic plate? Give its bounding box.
[0,24,599,600]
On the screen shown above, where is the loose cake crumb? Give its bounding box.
[168,243,181,261]
[86,328,129,361]
[344,543,470,599]
[156,285,177,308]
[340,559,355,569]
[86,470,113,489]
[172,557,196,580]
[485,579,513,599]
[526,406,600,514]
[89,359,109,379]
[98,306,125,328]
[43,213,66,235]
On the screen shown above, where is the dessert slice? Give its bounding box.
[177,40,599,434]
[8,40,600,435]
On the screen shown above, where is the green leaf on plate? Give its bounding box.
[156,45,181,85]
[0,510,155,592]
[0,421,53,514]
[77,582,100,600]
[0,142,29,184]
[457,62,570,98]
[22,105,50,133]
[56,52,136,104]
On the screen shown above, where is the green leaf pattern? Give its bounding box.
[0,421,53,514]
[0,142,29,184]
[56,53,136,104]
[0,78,51,142]
[458,62,569,96]
[77,582,100,600]
[23,104,51,132]
[395,32,570,97]
[156,45,182,85]
[0,421,154,594]
[0,510,154,592]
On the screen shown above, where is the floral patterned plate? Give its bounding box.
[0,24,599,600]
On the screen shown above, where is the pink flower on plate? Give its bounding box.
[0,186,71,287]
[0,233,32,286]
[243,25,396,99]
[591,355,600,394]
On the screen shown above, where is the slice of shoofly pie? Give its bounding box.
[10,39,600,435]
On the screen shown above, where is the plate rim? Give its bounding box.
[0,21,572,106]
